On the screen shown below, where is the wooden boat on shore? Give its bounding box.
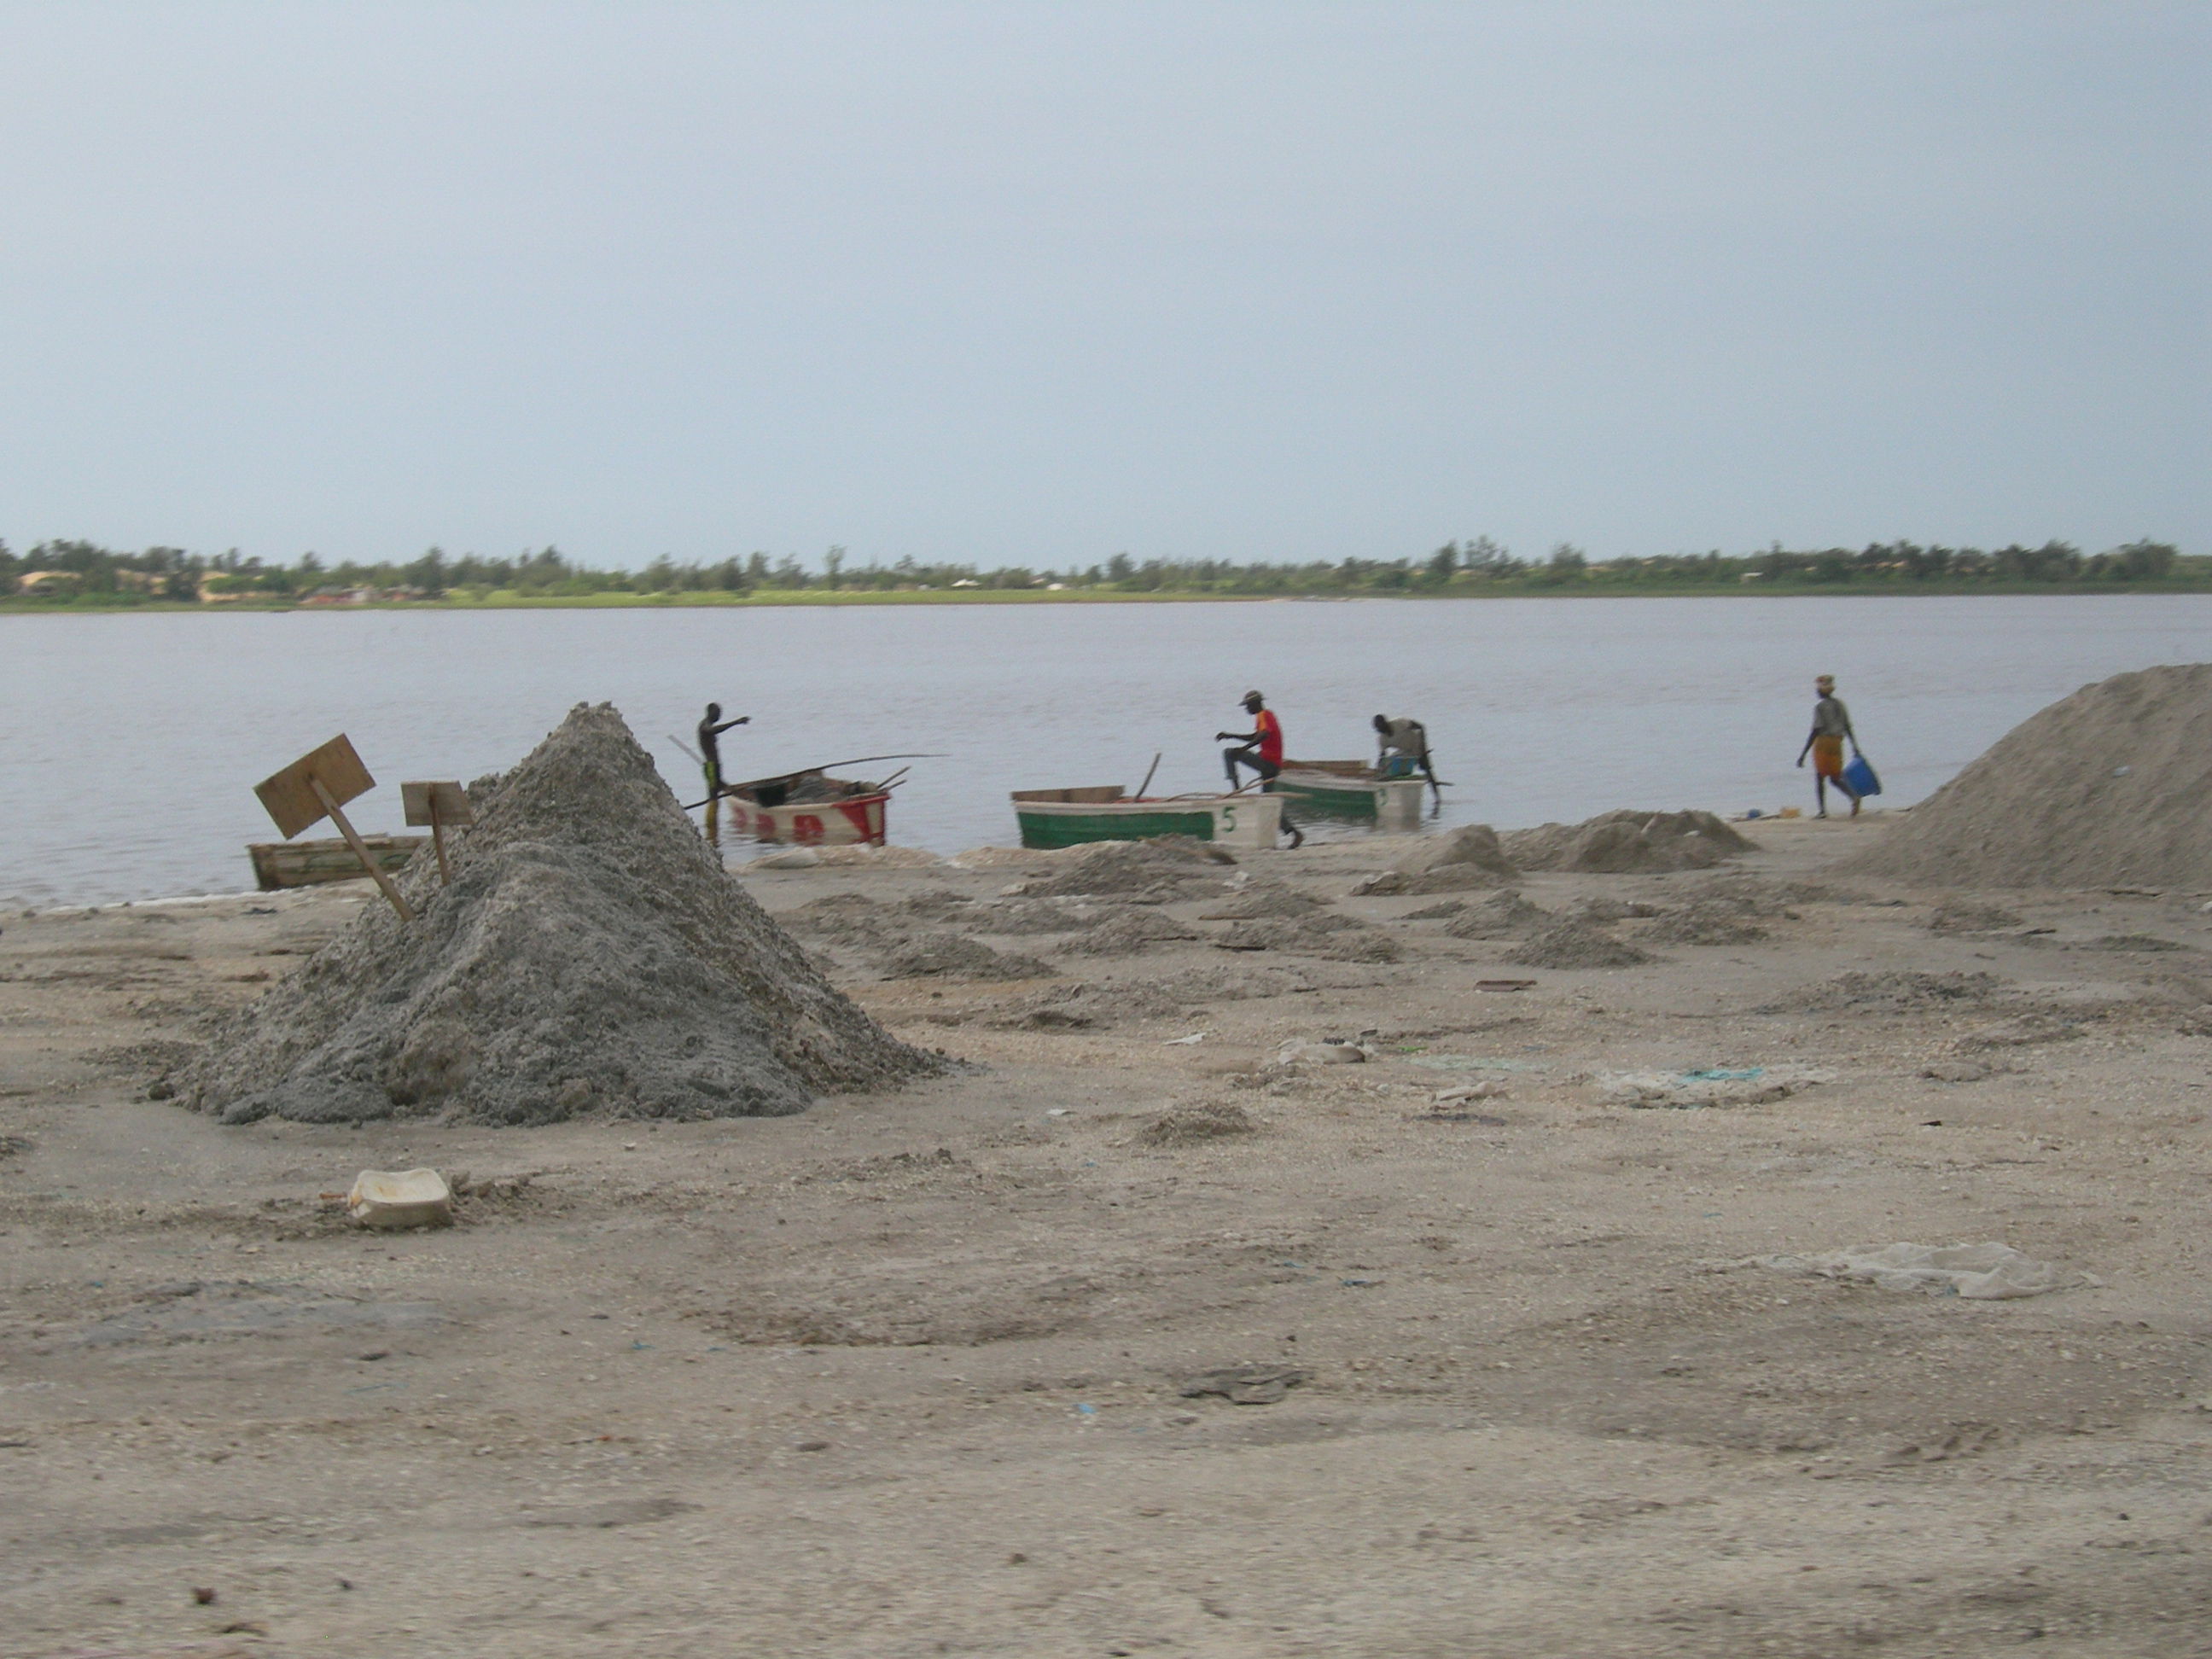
[1010,786,1283,850]
[249,835,425,891]
[719,771,890,847]
[1266,760,1428,830]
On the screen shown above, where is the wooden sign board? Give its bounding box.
[400,781,475,828]
[251,733,414,923]
[255,734,375,839]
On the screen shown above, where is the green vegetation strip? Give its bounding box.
[2,536,2196,609]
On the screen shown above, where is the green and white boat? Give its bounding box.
[1011,786,1284,850]
[1266,760,1427,830]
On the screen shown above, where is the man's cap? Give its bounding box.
[1241,689,1264,702]
[1815,675,1835,688]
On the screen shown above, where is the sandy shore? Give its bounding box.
[3,813,2208,1657]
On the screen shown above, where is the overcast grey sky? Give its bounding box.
[1,1,2203,570]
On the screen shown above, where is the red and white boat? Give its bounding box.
[718,770,889,847]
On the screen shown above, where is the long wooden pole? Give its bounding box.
[679,754,949,812]
[311,777,415,923]
[1135,751,1162,800]
[715,753,946,795]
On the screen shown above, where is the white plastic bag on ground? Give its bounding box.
[346,1167,454,1230]
[1598,1064,1834,1109]
[746,847,822,870]
[1767,1241,2061,1299]
[1276,1039,1370,1067]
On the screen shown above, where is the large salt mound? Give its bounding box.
[183,704,941,1126]
[1842,665,2212,889]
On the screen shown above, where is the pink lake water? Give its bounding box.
[4,593,2209,906]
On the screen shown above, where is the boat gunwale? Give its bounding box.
[1010,794,1260,815]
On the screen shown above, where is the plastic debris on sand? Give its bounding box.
[1763,1242,2065,1300]
[1275,1038,1371,1067]
[346,1167,453,1230]
[1598,1065,1832,1109]
[1178,1365,1311,1404]
[746,847,822,870]
[797,844,946,869]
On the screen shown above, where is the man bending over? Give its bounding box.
[1373,713,1441,801]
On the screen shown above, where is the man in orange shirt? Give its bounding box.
[1217,690,1304,847]
[1218,689,1284,787]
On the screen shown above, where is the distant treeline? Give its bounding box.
[0,534,2193,605]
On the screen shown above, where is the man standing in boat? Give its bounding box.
[1373,713,1441,803]
[697,701,750,846]
[1217,690,1304,847]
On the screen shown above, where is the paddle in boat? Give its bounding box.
[1265,760,1427,831]
[1010,786,1284,850]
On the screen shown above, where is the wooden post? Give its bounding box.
[311,777,415,923]
[399,781,473,886]
[428,797,453,885]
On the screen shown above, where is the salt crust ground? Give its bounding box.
[3,812,2209,1657]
